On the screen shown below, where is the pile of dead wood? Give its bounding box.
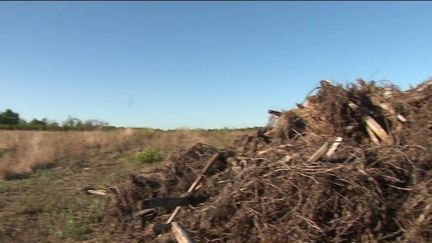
[100,79,432,242]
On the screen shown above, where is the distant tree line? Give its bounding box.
[0,109,114,131]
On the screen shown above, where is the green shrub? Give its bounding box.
[54,197,105,241]
[0,148,5,158]
[0,183,8,193]
[133,148,162,164]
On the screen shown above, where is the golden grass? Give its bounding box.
[0,128,254,179]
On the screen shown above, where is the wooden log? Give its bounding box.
[166,152,220,224]
[142,191,208,208]
[153,223,172,235]
[171,222,194,243]
[307,142,330,163]
[143,196,193,209]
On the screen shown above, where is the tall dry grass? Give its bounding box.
[0,128,254,179]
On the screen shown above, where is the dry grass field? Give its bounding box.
[0,128,253,179]
[0,128,255,242]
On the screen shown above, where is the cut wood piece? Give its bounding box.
[348,102,359,111]
[268,109,282,117]
[377,102,393,112]
[366,126,380,145]
[171,222,194,243]
[396,122,404,133]
[187,153,220,193]
[166,152,221,224]
[325,137,343,157]
[153,223,172,235]
[143,192,207,209]
[397,114,407,123]
[307,142,330,163]
[383,87,393,97]
[264,129,276,137]
[257,147,286,155]
[344,125,355,132]
[364,116,394,144]
[377,102,407,123]
[86,189,107,196]
[348,101,394,144]
[132,208,156,218]
[276,155,292,164]
[166,207,181,224]
[257,148,272,155]
[143,196,191,209]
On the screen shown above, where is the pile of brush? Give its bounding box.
[102,79,432,242]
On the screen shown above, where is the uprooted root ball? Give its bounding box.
[102,79,432,242]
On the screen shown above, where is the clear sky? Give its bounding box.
[1,2,431,129]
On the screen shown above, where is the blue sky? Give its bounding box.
[1,2,431,129]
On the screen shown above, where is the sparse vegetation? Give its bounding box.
[0,128,256,180]
[0,128,255,242]
[0,182,7,193]
[56,196,106,241]
[133,148,163,164]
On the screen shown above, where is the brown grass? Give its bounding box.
[0,128,254,180]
